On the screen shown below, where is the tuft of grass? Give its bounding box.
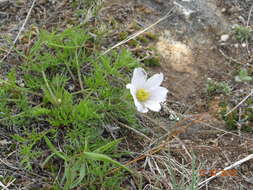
[235,68,252,82]
[206,78,231,95]
[219,102,253,132]
[233,25,252,42]
[166,154,200,190]
[142,152,201,190]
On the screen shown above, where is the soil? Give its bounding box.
[104,0,253,189]
[1,0,253,189]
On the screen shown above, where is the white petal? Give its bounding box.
[126,83,132,89]
[135,102,149,113]
[145,73,164,89]
[126,83,136,96]
[133,94,149,113]
[126,83,148,113]
[131,68,147,88]
[144,101,161,112]
[149,87,168,103]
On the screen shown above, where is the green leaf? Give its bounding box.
[83,151,132,173]
[94,139,121,153]
[31,107,51,116]
[41,153,56,168]
[44,136,67,161]
[70,163,86,188]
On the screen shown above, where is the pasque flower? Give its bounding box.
[126,68,168,113]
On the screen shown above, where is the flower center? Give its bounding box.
[136,88,150,102]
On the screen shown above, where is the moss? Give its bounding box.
[136,32,158,44]
[219,101,228,108]
[224,115,238,130]
[137,35,150,43]
[246,98,253,105]
[144,57,161,67]
[220,102,253,132]
[145,32,159,40]
[206,79,231,95]
[128,39,138,46]
[242,125,253,132]
[119,31,129,41]
[220,106,238,130]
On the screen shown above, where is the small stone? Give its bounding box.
[0,139,11,145]
[19,83,25,87]
[246,177,253,184]
[220,34,229,42]
[242,43,247,47]
[234,44,239,48]
[68,84,75,91]
[238,16,246,24]
[221,8,226,13]
[17,79,25,87]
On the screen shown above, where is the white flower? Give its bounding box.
[126,67,168,113]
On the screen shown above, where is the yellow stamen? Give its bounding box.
[136,88,150,102]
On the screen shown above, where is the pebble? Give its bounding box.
[220,34,229,42]
[221,8,226,13]
[242,43,247,47]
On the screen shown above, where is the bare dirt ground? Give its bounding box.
[130,0,253,189]
[1,0,253,189]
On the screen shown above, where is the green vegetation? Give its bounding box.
[206,78,231,95]
[235,68,252,82]
[219,102,253,132]
[0,26,140,189]
[233,25,252,42]
[143,57,161,67]
[166,153,200,190]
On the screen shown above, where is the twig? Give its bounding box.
[219,49,253,68]
[225,89,253,116]
[2,179,15,190]
[117,120,151,141]
[0,158,20,170]
[100,6,175,57]
[106,113,151,140]
[219,49,242,65]
[246,4,253,27]
[198,154,253,188]
[174,136,192,160]
[108,113,207,174]
[0,0,36,62]
[191,118,253,142]
[0,181,8,190]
